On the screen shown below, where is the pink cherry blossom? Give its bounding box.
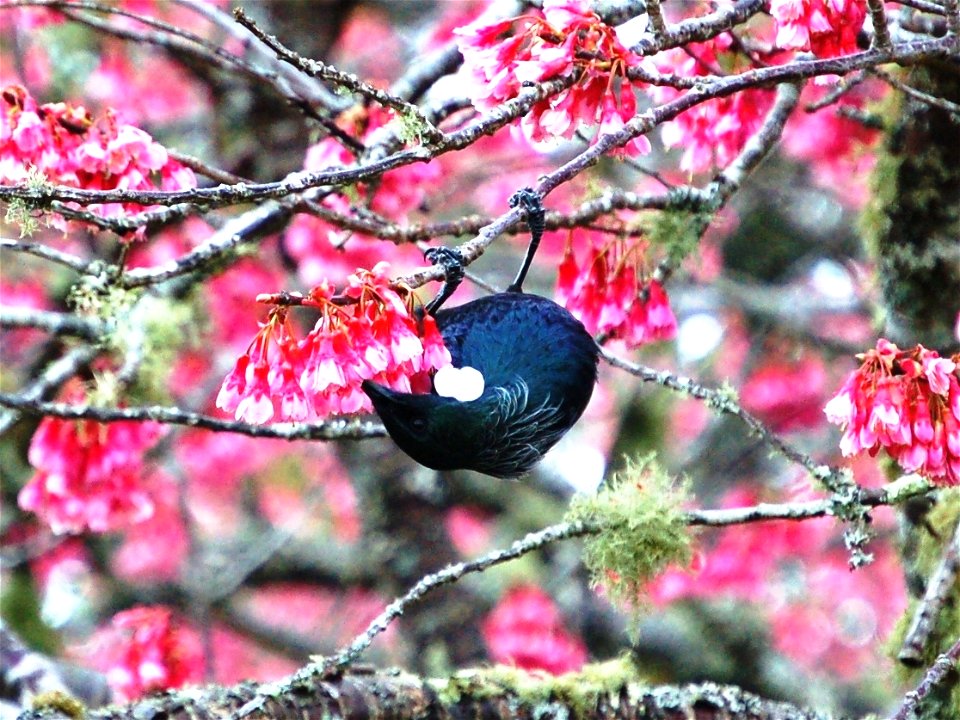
[454,0,652,156]
[824,339,960,485]
[0,84,196,237]
[18,401,165,534]
[555,230,676,347]
[482,584,587,674]
[217,263,451,421]
[650,36,774,173]
[770,0,867,58]
[86,606,204,701]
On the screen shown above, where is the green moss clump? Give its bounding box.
[644,207,712,269]
[565,456,691,610]
[432,658,642,720]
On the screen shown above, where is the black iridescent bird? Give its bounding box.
[362,189,599,478]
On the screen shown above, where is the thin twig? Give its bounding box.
[645,0,669,36]
[0,307,105,340]
[0,238,94,274]
[891,0,948,14]
[3,36,955,213]
[944,0,960,36]
[232,8,443,145]
[870,68,960,120]
[599,347,847,491]
[868,0,893,49]
[0,393,387,441]
[892,638,960,720]
[0,345,101,436]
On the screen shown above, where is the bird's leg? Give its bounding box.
[423,246,465,315]
[507,187,545,293]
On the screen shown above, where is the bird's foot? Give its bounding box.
[507,187,545,293]
[423,246,465,315]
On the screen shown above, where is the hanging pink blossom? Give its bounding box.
[0,84,195,237]
[482,584,587,674]
[824,339,960,485]
[454,0,652,156]
[87,606,204,702]
[555,231,676,347]
[217,262,452,421]
[770,0,867,58]
[18,408,165,534]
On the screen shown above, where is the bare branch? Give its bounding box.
[0,238,94,274]
[253,476,930,694]
[0,393,387,441]
[231,8,443,145]
[868,0,894,49]
[1,307,105,340]
[0,345,101,436]
[2,36,955,215]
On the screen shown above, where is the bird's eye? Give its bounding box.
[411,417,428,433]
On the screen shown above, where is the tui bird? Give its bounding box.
[361,189,599,478]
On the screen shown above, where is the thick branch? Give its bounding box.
[19,671,833,720]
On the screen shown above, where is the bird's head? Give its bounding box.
[361,379,497,474]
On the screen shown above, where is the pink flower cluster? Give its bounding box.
[770,0,866,57]
[217,262,451,422]
[18,408,164,534]
[455,0,651,156]
[824,339,960,485]
[89,606,203,702]
[482,584,587,675]
[651,36,774,172]
[0,84,195,235]
[555,233,676,347]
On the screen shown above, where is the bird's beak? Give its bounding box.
[361,380,397,402]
